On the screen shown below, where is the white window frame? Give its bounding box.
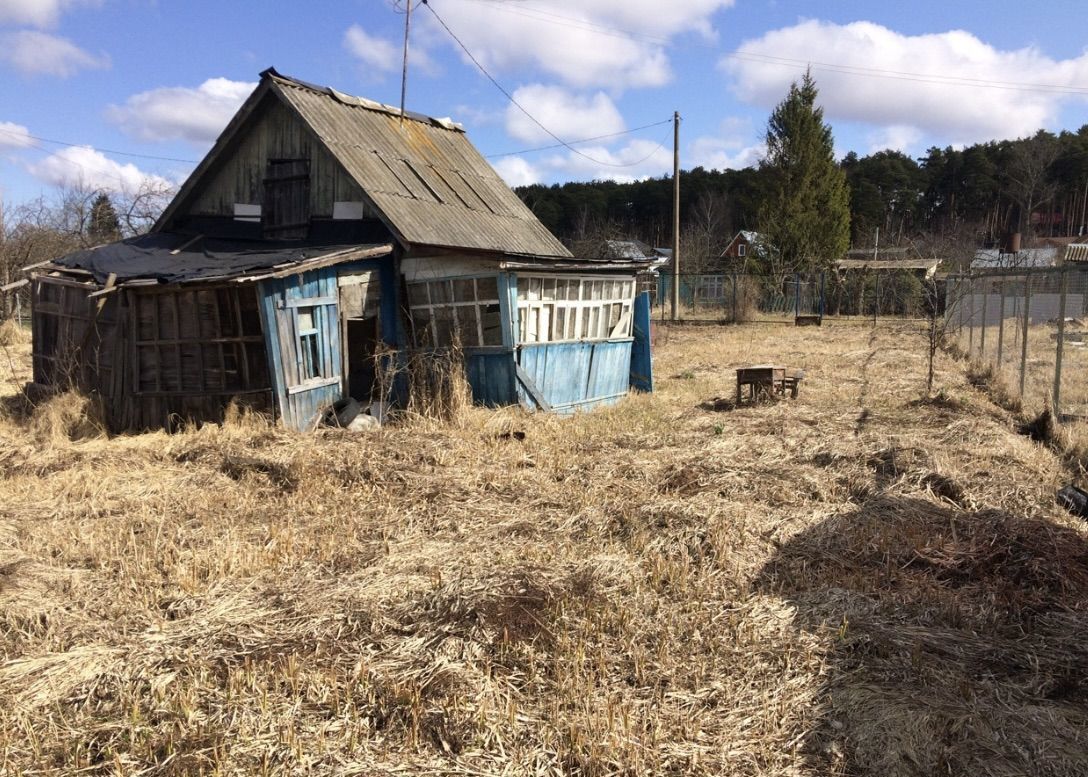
[516,274,636,345]
[738,243,746,257]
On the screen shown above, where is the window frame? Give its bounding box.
[405,275,503,349]
[515,274,636,346]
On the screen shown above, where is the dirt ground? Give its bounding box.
[1,320,1086,776]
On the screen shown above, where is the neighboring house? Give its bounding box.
[720,231,772,266]
[29,68,653,432]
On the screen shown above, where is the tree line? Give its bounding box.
[515,89,1088,273]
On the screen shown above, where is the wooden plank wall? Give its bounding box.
[31,277,276,432]
[517,340,633,413]
[188,97,371,220]
[120,285,273,430]
[464,348,516,406]
[31,277,120,395]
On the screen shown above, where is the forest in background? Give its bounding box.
[515,126,1088,271]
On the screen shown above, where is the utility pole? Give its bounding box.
[671,111,681,322]
[399,0,413,126]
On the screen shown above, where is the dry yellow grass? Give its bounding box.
[1,321,1086,776]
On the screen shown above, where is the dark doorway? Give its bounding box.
[338,269,382,402]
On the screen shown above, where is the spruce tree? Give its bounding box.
[759,71,850,274]
[88,193,121,244]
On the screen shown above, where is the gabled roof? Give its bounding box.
[157,68,571,259]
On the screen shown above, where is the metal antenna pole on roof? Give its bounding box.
[399,0,413,126]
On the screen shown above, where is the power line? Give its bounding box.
[0,126,198,164]
[422,0,670,169]
[485,119,672,158]
[724,51,1088,95]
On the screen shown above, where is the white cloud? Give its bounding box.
[0,0,100,28]
[423,0,734,90]
[28,146,174,193]
[866,124,923,154]
[105,78,256,144]
[0,121,34,149]
[492,156,542,187]
[0,30,108,76]
[689,117,763,170]
[506,84,625,144]
[343,23,437,79]
[343,24,400,75]
[541,137,673,183]
[722,20,1088,146]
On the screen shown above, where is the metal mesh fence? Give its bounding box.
[0,285,29,326]
[653,269,929,322]
[947,266,1088,422]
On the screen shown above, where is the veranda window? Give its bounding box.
[406,276,503,348]
[516,275,635,344]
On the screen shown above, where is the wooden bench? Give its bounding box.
[735,365,804,404]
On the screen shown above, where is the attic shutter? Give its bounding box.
[263,159,311,239]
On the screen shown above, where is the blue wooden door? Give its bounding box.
[259,269,343,431]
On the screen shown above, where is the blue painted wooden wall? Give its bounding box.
[630,291,653,392]
[516,340,633,412]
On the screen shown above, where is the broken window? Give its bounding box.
[516,275,635,344]
[405,276,504,348]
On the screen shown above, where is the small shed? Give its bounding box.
[29,68,653,432]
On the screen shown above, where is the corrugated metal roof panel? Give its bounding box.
[272,75,570,258]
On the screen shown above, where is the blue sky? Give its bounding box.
[2,0,1088,206]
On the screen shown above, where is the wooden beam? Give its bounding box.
[0,279,28,293]
[169,234,204,255]
[514,360,551,412]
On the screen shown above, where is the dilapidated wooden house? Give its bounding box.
[30,69,652,431]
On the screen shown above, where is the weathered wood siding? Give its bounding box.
[516,340,633,413]
[464,348,516,406]
[31,278,275,431]
[188,97,371,220]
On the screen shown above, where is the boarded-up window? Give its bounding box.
[263,159,310,239]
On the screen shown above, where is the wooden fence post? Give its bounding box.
[1053,267,1068,420]
[1020,272,1032,398]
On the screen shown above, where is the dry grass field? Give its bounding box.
[1,318,1087,776]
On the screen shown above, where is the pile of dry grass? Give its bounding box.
[0,321,1085,775]
[0,318,29,347]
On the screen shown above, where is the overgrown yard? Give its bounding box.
[1,319,1086,776]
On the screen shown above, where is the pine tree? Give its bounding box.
[88,193,121,244]
[759,71,850,274]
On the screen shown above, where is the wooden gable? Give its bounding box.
[165,94,374,229]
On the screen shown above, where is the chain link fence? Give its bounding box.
[947,266,1088,422]
[652,269,929,322]
[0,284,30,327]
